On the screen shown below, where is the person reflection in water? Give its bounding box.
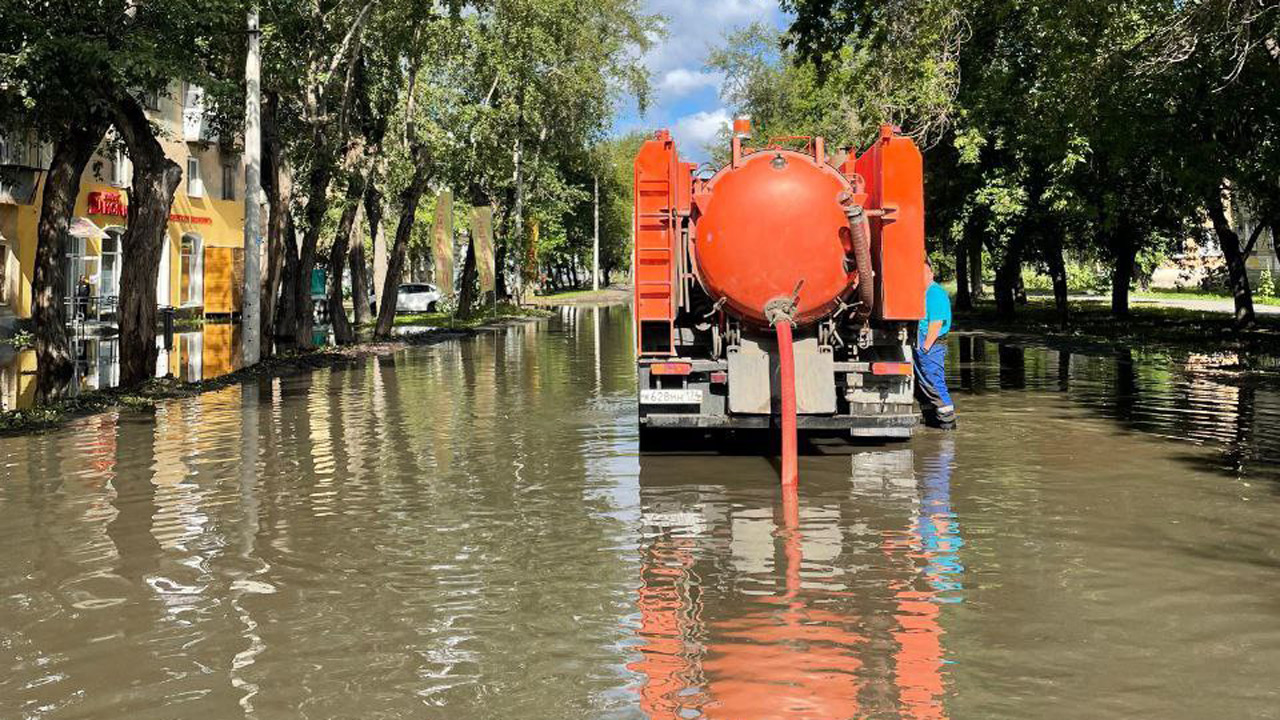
[915,258,956,429]
[630,440,963,718]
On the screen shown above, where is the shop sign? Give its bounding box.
[87,191,213,226]
[87,191,127,217]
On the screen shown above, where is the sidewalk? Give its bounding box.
[1072,294,1280,316]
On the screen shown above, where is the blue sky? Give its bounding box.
[616,0,791,163]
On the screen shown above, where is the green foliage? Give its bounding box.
[0,0,245,138]
[1258,268,1278,299]
[777,0,1280,319]
[0,330,34,351]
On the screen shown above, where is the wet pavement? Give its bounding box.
[1,305,1278,718]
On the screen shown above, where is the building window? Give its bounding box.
[182,83,207,142]
[111,147,131,187]
[0,133,23,166]
[187,156,204,198]
[180,233,203,306]
[221,163,236,201]
[141,88,161,111]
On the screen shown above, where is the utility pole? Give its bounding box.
[592,174,600,291]
[242,7,262,366]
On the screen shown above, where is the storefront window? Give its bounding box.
[180,233,203,307]
[65,234,100,320]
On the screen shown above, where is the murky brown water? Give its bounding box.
[2,305,1279,719]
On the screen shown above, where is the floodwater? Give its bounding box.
[1,324,245,411]
[1,305,1278,719]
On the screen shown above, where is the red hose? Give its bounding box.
[775,320,798,486]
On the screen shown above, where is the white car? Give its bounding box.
[395,283,442,313]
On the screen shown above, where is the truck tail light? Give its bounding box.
[651,362,693,376]
[710,371,728,384]
[872,362,913,376]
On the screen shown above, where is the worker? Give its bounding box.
[914,257,955,429]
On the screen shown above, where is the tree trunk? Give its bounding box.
[1110,232,1136,319]
[275,214,299,344]
[260,92,287,356]
[350,228,371,325]
[1045,236,1069,328]
[1207,192,1256,327]
[327,168,369,345]
[495,241,508,300]
[955,235,971,311]
[365,176,385,315]
[993,236,1023,320]
[33,116,108,393]
[456,235,478,318]
[968,234,983,299]
[289,162,333,350]
[113,94,183,388]
[375,145,431,339]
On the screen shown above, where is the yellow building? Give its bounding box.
[0,82,245,326]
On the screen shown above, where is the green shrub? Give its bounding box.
[1259,268,1278,298]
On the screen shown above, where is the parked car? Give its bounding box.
[396,283,441,313]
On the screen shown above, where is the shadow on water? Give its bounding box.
[954,333,1280,488]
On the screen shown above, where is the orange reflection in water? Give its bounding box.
[631,452,959,719]
[699,487,866,720]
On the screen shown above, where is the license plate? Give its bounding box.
[640,388,702,405]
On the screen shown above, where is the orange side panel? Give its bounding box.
[675,162,695,218]
[633,131,682,356]
[855,127,926,321]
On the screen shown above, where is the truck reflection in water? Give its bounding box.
[630,440,963,718]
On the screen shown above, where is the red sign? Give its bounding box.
[169,213,213,225]
[86,191,213,225]
[87,191,127,217]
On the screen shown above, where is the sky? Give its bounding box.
[616,0,791,163]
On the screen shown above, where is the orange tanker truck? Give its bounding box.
[632,119,927,480]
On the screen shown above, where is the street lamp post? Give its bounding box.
[592,174,600,291]
[242,7,262,366]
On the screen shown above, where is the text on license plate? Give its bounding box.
[640,389,702,405]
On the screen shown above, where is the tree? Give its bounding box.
[260,0,379,349]
[1,0,244,388]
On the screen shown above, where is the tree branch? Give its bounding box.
[326,0,375,80]
[1243,221,1265,257]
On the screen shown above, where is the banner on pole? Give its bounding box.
[472,205,495,295]
[431,190,454,297]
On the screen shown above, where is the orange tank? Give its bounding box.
[692,148,857,327]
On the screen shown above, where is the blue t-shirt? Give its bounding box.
[919,282,952,342]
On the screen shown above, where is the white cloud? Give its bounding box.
[658,68,722,97]
[642,0,780,77]
[673,108,731,155]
